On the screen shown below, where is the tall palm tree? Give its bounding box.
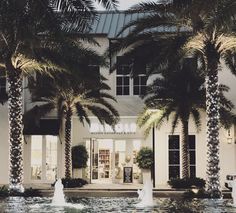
[0,0,66,192]
[0,0,118,191]
[138,59,235,179]
[25,71,119,179]
[110,0,236,198]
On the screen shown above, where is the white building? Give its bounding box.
[0,11,236,188]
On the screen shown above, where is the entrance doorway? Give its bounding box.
[30,135,58,182]
[86,138,142,184]
[91,139,113,183]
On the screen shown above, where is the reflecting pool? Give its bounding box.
[0,197,236,213]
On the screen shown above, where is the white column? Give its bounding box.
[57,136,62,179]
[23,136,31,183]
[42,136,47,182]
[112,140,116,183]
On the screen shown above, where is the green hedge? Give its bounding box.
[0,186,42,197]
[0,186,9,197]
[72,145,89,169]
[168,177,206,189]
[52,178,88,188]
[183,189,210,199]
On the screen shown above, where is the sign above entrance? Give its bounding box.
[89,122,137,134]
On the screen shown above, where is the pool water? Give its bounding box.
[0,197,236,213]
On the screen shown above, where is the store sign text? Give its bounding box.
[89,122,137,134]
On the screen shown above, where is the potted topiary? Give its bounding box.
[136,147,153,185]
[72,145,89,179]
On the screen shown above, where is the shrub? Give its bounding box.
[182,189,210,199]
[52,178,88,188]
[168,177,206,189]
[72,145,89,169]
[23,188,42,197]
[136,147,153,169]
[0,186,9,197]
[8,187,42,197]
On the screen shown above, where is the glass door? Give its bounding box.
[31,136,43,180]
[46,136,57,181]
[31,135,58,182]
[91,139,99,180]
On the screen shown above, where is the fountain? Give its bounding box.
[51,178,84,209]
[136,176,154,207]
[52,179,66,205]
[231,179,236,207]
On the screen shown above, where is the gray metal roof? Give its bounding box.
[87,11,146,38]
[88,11,189,39]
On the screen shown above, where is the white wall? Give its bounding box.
[0,103,9,184]
[155,111,236,187]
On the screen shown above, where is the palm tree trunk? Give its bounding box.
[181,119,190,179]
[6,60,24,192]
[205,53,221,198]
[65,108,72,179]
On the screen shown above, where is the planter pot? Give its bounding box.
[142,169,151,185]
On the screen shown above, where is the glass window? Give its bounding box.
[168,135,180,179]
[46,136,57,181]
[115,140,126,181]
[169,135,180,149]
[169,135,196,179]
[116,56,147,96]
[31,136,42,180]
[0,70,6,94]
[189,135,196,178]
[133,140,141,181]
[133,75,147,95]
[169,151,180,164]
[169,166,180,179]
[116,56,131,96]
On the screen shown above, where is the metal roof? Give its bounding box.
[88,11,189,38]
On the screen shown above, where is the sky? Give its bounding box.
[96,0,144,10]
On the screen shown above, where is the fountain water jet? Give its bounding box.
[52,179,66,205]
[51,178,84,209]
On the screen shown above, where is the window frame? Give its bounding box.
[0,70,6,94]
[116,56,147,96]
[189,135,196,178]
[168,134,196,180]
[168,135,180,179]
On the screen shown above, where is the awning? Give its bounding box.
[23,119,60,135]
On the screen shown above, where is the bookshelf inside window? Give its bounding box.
[99,149,110,178]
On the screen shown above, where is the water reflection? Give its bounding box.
[1,197,236,213]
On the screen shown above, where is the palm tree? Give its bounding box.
[138,58,235,180]
[0,0,66,192]
[110,0,236,198]
[0,0,118,191]
[25,71,119,179]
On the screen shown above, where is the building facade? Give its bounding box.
[0,11,236,188]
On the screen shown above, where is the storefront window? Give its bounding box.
[133,140,141,181]
[31,135,57,181]
[115,140,126,180]
[46,136,57,181]
[31,136,42,180]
